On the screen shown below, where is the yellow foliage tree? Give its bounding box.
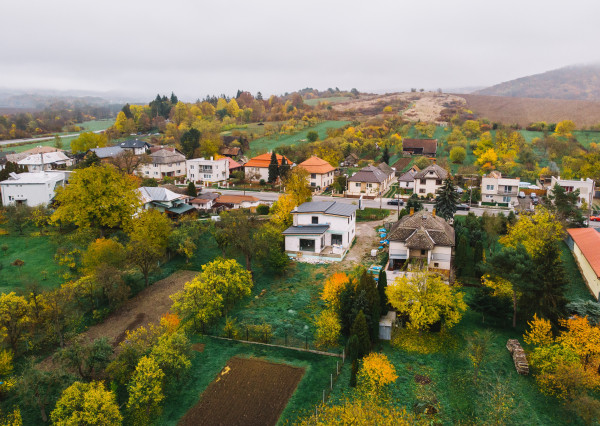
[476,148,499,172]
[555,120,576,138]
[386,272,467,331]
[499,207,563,257]
[127,356,165,425]
[269,194,296,230]
[358,352,398,392]
[321,272,350,311]
[226,99,241,117]
[283,167,312,207]
[50,381,122,426]
[0,293,30,353]
[70,132,108,153]
[314,309,341,349]
[216,98,228,112]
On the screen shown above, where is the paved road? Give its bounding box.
[203,188,509,217]
[0,130,103,147]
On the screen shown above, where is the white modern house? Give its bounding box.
[283,201,358,261]
[139,148,186,179]
[186,157,229,184]
[0,171,69,206]
[386,210,455,280]
[481,171,520,206]
[18,152,73,172]
[296,156,335,189]
[413,164,449,196]
[549,176,595,207]
[118,139,152,155]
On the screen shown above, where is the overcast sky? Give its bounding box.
[1,0,599,101]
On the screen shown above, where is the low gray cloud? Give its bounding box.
[1,0,599,100]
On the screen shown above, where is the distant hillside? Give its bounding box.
[475,65,600,101]
[460,94,600,127]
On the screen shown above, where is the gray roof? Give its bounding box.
[150,148,186,164]
[388,211,455,248]
[90,146,125,159]
[293,201,358,217]
[414,164,449,180]
[348,165,389,183]
[120,139,151,149]
[398,169,417,182]
[377,162,394,176]
[282,225,330,235]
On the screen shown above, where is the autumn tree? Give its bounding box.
[52,165,141,232]
[434,177,460,220]
[358,352,398,393]
[127,356,165,425]
[0,292,30,353]
[449,146,466,164]
[197,258,253,311]
[55,337,112,380]
[70,132,108,153]
[499,207,563,258]
[314,309,341,349]
[50,381,122,426]
[109,150,150,175]
[150,329,191,382]
[321,272,350,312]
[127,209,172,286]
[214,209,260,272]
[554,120,576,138]
[386,271,467,331]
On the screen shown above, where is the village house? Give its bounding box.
[190,192,219,210]
[567,228,600,300]
[118,139,152,155]
[214,194,261,210]
[6,146,66,164]
[88,146,125,162]
[0,171,70,207]
[18,151,73,172]
[243,152,292,182]
[386,210,455,280]
[296,156,335,189]
[139,148,186,179]
[402,139,438,156]
[481,170,520,206]
[343,153,359,167]
[346,164,394,198]
[219,146,242,159]
[186,157,229,184]
[282,201,358,261]
[137,186,194,217]
[397,165,420,190]
[549,176,595,207]
[224,157,243,174]
[413,164,449,196]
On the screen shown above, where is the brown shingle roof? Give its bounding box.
[348,165,389,183]
[216,195,259,204]
[402,139,438,155]
[149,148,186,164]
[388,212,455,247]
[567,228,600,278]
[377,162,394,176]
[414,164,449,180]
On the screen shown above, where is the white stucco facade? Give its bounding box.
[0,172,67,206]
[550,176,595,207]
[481,172,520,205]
[186,157,229,183]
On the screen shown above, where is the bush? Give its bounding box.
[307,131,319,142]
[449,146,466,164]
[256,204,270,215]
[259,179,266,186]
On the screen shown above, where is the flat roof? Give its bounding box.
[0,172,64,185]
[293,201,358,217]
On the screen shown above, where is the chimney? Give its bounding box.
[410,207,414,216]
[432,208,436,217]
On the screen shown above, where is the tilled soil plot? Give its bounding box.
[179,357,305,426]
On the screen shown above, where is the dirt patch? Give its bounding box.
[414,374,432,385]
[178,357,305,426]
[191,343,205,353]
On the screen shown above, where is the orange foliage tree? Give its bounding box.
[357,352,398,393]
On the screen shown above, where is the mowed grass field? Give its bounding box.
[247,120,350,157]
[0,233,64,293]
[160,336,340,425]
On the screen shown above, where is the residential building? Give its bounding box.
[402,139,438,156]
[413,164,449,196]
[343,153,359,167]
[377,163,396,189]
[6,146,65,164]
[346,165,394,197]
[137,186,194,217]
[219,146,242,158]
[386,210,455,279]
[214,194,260,210]
[296,156,335,189]
[549,176,595,207]
[139,148,186,179]
[186,157,229,184]
[0,171,69,206]
[18,151,73,172]
[190,192,219,210]
[481,171,520,205]
[283,201,358,261]
[89,146,125,161]
[243,152,292,182]
[567,228,600,300]
[118,139,152,155]
[224,157,243,174]
[398,166,419,190]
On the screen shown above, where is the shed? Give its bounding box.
[378,311,396,341]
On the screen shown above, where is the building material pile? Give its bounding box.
[506,339,529,375]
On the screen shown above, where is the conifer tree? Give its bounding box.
[377,269,388,313]
[187,182,197,197]
[381,146,390,165]
[350,359,358,387]
[268,151,279,183]
[434,177,460,220]
[278,157,290,179]
[350,310,371,359]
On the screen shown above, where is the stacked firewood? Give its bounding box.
[506,339,529,375]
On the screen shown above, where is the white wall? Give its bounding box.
[307,171,334,188]
[1,180,63,207]
[140,160,186,178]
[414,177,442,196]
[292,212,356,249]
[388,241,452,271]
[187,158,229,183]
[550,177,595,206]
[346,181,383,196]
[572,243,600,300]
[244,166,269,182]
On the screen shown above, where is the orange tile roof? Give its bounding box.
[216,195,260,204]
[297,156,335,174]
[568,228,600,278]
[244,153,291,168]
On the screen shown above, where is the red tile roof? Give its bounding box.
[244,153,291,168]
[568,228,600,278]
[297,156,335,174]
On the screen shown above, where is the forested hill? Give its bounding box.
[475,65,600,101]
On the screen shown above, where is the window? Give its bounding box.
[504,185,512,193]
[154,172,158,175]
[503,196,511,203]
[299,239,315,252]
[204,174,211,179]
[366,183,372,188]
[436,179,442,185]
[145,171,149,175]
[190,165,194,169]
[311,173,316,179]
[419,188,425,194]
[153,163,157,167]
[331,234,343,245]
[421,179,426,184]
[434,262,439,267]
[310,182,316,187]
[420,249,426,255]
[486,184,494,190]
[312,216,318,224]
[191,174,194,178]
[355,183,361,188]
[486,195,493,199]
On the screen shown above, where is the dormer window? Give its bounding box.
[312,216,318,224]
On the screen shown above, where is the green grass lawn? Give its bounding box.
[160,336,340,425]
[357,208,391,222]
[75,119,114,132]
[247,120,350,157]
[303,97,353,106]
[560,240,595,302]
[0,232,65,293]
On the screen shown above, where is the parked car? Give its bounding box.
[532,199,539,206]
[456,203,470,211]
[590,215,600,222]
[387,199,404,206]
[518,191,526,198]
